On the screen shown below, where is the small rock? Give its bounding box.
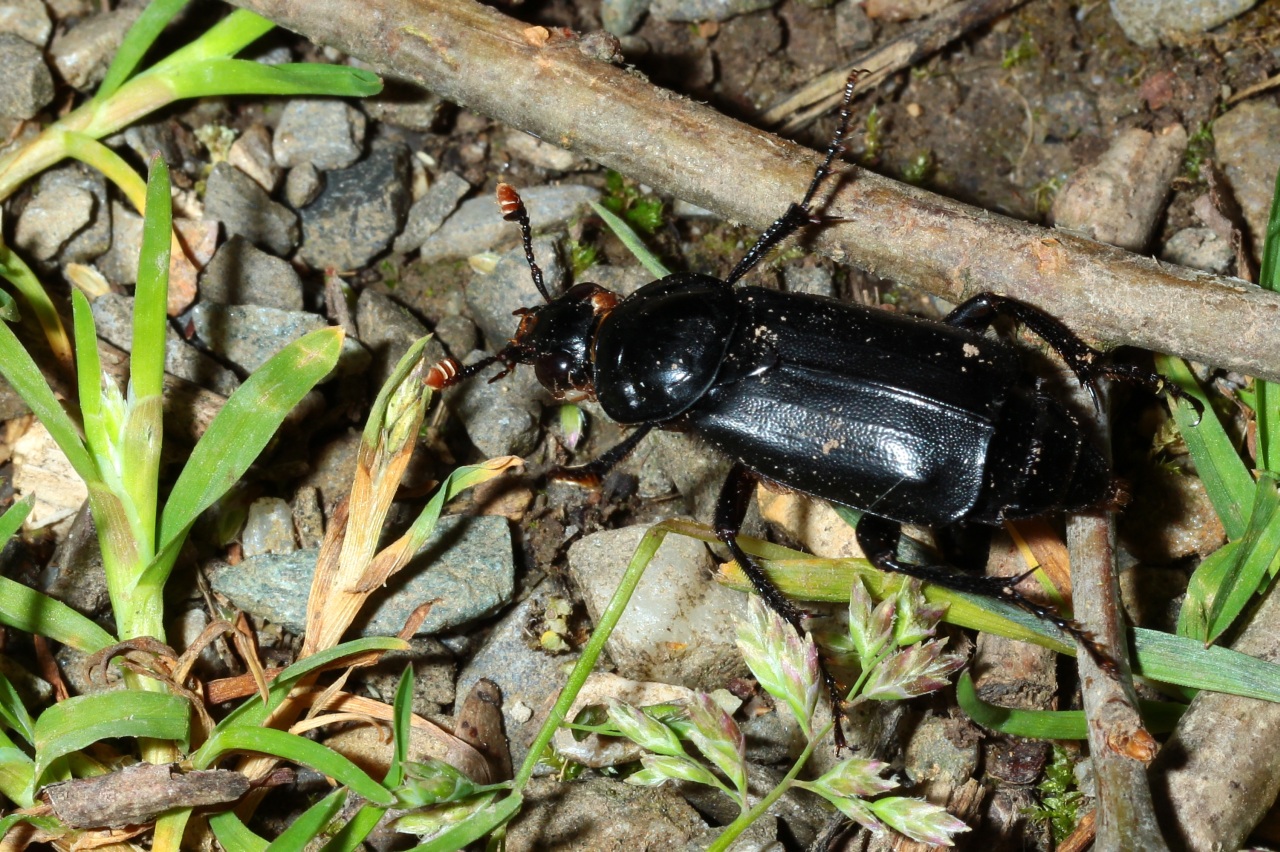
[418,184,601,264]
[200,235,304,311]
[757,488,861,558]
[432,314,478,358]
[355,636,457,715]
[455,582,580,771]
[298,430,362,511]
[227,124,281,193]
[96,203,214,314]
[903,713,980,797]
[863,0,949,20]
[273,99,367,170]
[1213,100,1280,263]
[466,236,567,349]
[835,0,875,51]
[283,163,323,209]
[49,6,140,90]
[647,429,735,519]
[1042,90,1099,143]
[204,162,300,256]
[354,289,446,388]
[39,503,108,617]
[181,302,328,374]
[361,76,446,132]
[782,263,835,298]
[210,514,515,636]
[650,0,777,22]
[282,163,322,209]
[1050,125,1187,251]
[0,33,52,119]
[506,776,711,852]
[1121,466,1227,563]
[290,486,325,548]
[567,524,749,689]
[1110,0,1257,47]
[299,142,411,270]
[168,607,225,680]
[92,293,240,396]
[1161,227,1234,274]
[503,131,586,172]
[602,0,651,35]
[0,0,52,46]
[394,171,472,254]
[447,350,544,458]
[589,264,652,297]
[14,170,96,261]
[13,421,87,535]
[121,122,194,180]
[241,497,297,557]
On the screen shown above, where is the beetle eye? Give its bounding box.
[535,352,576,394]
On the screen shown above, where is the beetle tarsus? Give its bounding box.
[549,423,654,487]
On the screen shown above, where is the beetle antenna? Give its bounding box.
[497,183,552,303]
[426,351,516,390]
[797,67,866,212]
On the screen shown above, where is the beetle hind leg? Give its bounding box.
[715,463,851,750]
[944,292,1202,418]
[855,514,1118,675]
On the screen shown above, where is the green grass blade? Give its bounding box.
[1255,163,1280,473]
[1206,475,1280,643]
[0,236,71,366]
[156,327,342,559]
[0,576,114,653]
[590,201,671,278]
[0,319,94,481]
[265,787,347,851]
[0,740,35,808]
[147,8,275,70]
[956,672,1185,739]
[318,805,386,852]
[387,667,414,787]
[208,811,269,852]
[131,156,170,401]
[33,691,189,786]
[403,793,524,852]
[95,0,190,101]
[0,669,37,745]
[165,59,383,99]
[193,728,393,806]
[0,288,17,322]
[1154,354,1254,539]
[71,291,109,456]
[1177,539,1238,641]
[1133,627,1280,700]
[0,496,33,548]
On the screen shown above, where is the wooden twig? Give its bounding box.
[228,0,1280,383]
[760,0,1030,132]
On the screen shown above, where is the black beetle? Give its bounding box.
[428,72,1194,743]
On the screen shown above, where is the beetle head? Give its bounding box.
[504,282,619,398]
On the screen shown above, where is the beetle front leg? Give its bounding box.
[855,513,1118,675]
[549,423,654,487]
[944,293,1200,416]
[715,463,850,750]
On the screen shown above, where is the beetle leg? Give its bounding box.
[855,513,1119,675]
[723,69,866,287]
[548,423,654,487]
[715,463,851,751]
[944,293,1202,418]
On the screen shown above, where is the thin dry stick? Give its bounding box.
[230,0,1280,382]
[760,0,1030,132]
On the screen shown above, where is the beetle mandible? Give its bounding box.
[428,71,1195,743]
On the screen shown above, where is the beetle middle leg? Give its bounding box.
[715,463,851,750]
[944,292,1199,415]
[854,513,1117,674]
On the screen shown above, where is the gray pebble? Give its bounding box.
[835,0,874,51]
[298,430,361,511]
[503,131,586,172]
[182,301,327,374]
[14,170,96,261]
[241,497,297,557]
[782,263,835,298]
[120,122,190,177]
[1162,227,1234,275]
[92,293,241,396]
[1213,100,1280,263]
[49,6,139,91]
[39,504,108,618]
[394,170,472,254]
[455,581,579,770]
[567,524,748,689]
[283,163,323,209]
[354,636,456,715]
[1110,0,1257,47]
[291,486,325,549]
[602,0,651,35]
[418,184,601,264]
[447,350,544,458]
[588,264,653,297]
[200,235,304,311]
[0,0,51,47]
[432,314,478,358]
[466,236,567,349]
[204,162,299,256]
[354,288,446,388]
[0,33,52,119]
[650,0,777,22]
[299,142,411,271]
[273,99,366,170]
[227,124,281,193]
[210,514,514,636]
